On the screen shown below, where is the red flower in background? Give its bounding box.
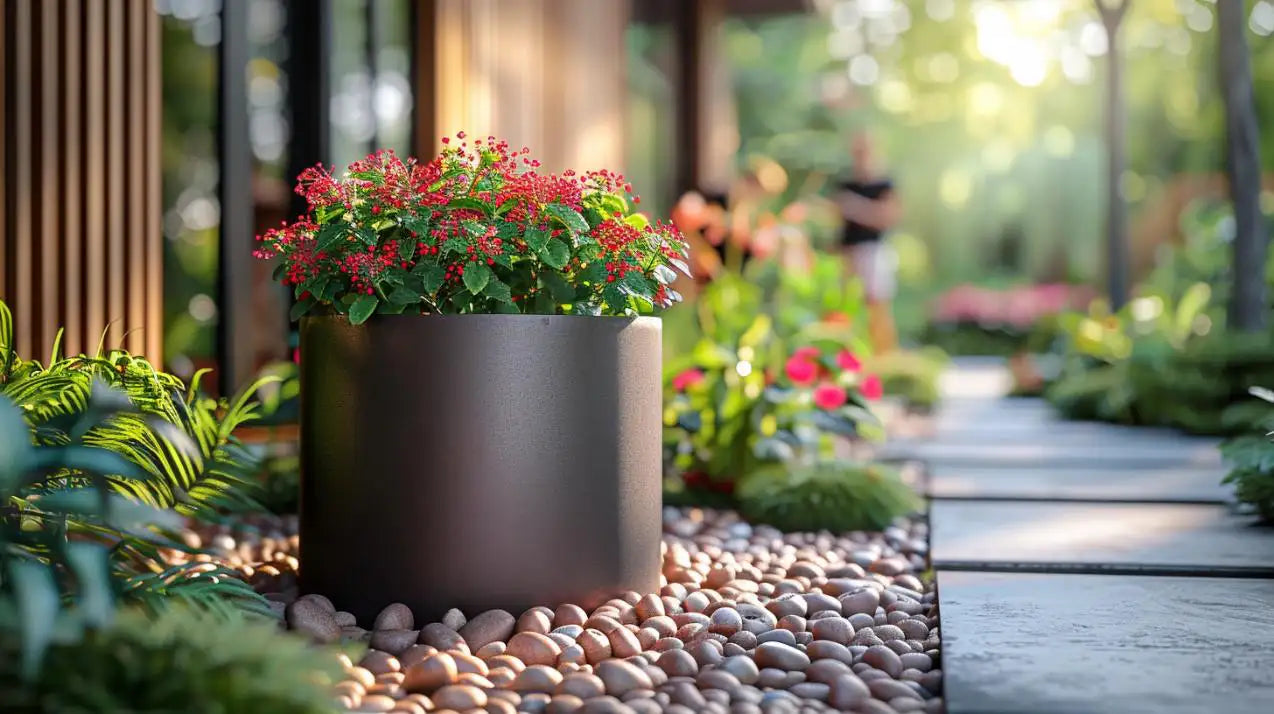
[785,355,818,385]
[861,374,883,401]
[836,350,862,372]
[792,346,821,361]
[813,383,848,410]
[672,368,705,392]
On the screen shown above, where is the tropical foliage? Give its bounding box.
[1220,387,1274,522]
[0,606,341,714]
[737,461,920,532]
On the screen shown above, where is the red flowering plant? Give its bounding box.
[661,276,883,501]
[254,134,691,324]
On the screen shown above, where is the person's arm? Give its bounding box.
[836,188,902,231]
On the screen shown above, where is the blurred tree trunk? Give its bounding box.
[1097,0,1130,310]
[1217,0,1269,331]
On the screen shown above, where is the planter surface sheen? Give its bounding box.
[299,314,662,623]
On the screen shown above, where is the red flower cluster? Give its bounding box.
[254,135,691,324]
[783,345,882,405]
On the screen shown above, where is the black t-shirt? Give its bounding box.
[838,178,893,246]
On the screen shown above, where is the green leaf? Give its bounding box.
[526,228,551,252]
[399,239,417,262]
[541,272,576,303]
[546,204,590,234]
[356,226,378,246]
[484,277,513,303]
[624,213,650,230]
[65,542,114,627]
[418,264,446,294]
[450,197,491,215]
[388,286,422,305]
[289,296,316,321]
[11,560,59,681]
[541,239,570,270]
[316,222,347,253]
[463,263,491,295]
[348,295,379,325]
[495,198,518,216]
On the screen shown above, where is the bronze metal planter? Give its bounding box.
[298,314,662,623]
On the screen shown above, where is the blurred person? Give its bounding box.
[836,131,902,353]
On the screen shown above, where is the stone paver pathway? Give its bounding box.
[897,358,1274,714]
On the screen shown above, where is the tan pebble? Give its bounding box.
[487,655,525,673]
[358,694,397,712]
[652,637,683,652]
[431,684,487,710]
[333,694,356,710]
[635,627,659,650]
[376,671,405,685]
[547,632,576,651]
[557,643,588,666]
[583,614,623,634]
[506,632,562,667]
[474,641,505,659]
[511,664,564,694]
[399,645,438,670]
[641,616,676,638]
[520,692,552,712]
[456,672,493,689]
[556,671,606,699]
[655,649,698,677]
[372,629,421,655]
[419,623,466,651]
[389,703,426,714]
[607,627,641,658]
[553,604,587,627]
[595,659,653,697]
[359,652,402,675]
[348,666,378,688]
[577,629,611,664]
[451,652,489,677]
[484,698,517,714]
[633,593,664,621]
[486,689,522,706]
[367,683,404,699]
[545,694,584,714]
[457,609,515,652]
[335,611,358,628]
[334,680,365,698]
[487,668,516,687]
[402,652,457,694]
[517,608,553,635]
[375,603,415,631]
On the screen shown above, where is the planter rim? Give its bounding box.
[300,313,662,325]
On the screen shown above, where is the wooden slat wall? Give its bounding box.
[424,0,629,174]
[1,0,161,361]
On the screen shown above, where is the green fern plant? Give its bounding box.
[0,606,341,714]
[1221,387,1274,522]
[0,298,273,517]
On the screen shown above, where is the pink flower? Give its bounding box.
[793,346,821,361]
[813,383,848,410]
[836,350,862,372]
[862,374,883,401]
[672,368,705,392]
[785,356,818,385]
[293,348,301,365]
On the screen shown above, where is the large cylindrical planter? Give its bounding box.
[298,314,662,624]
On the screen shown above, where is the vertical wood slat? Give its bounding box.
[84,0,107,351]
[145,1,162,360]
[63,0,83,356]
[38,0,62,358]
[0,1,161,364]
[105,1,126,349]
[11,0,35,359]
[126,0,146,355]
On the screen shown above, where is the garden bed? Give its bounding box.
[184,507,942,714]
